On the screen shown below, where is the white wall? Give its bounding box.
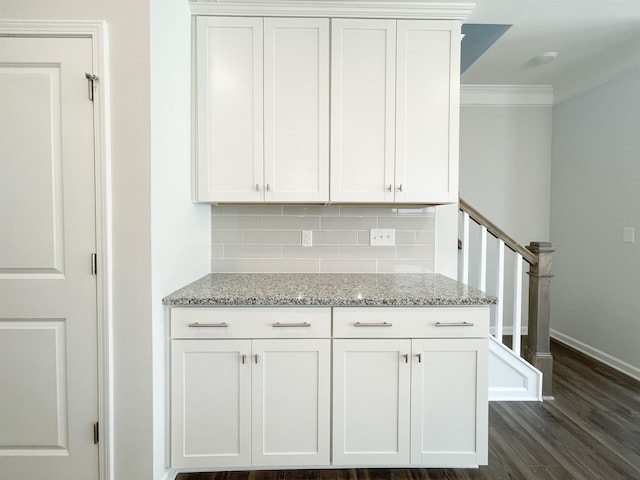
[150,1,211,478]
[2,0,154,478]
[551,66,640,380]
[459,100,552,246]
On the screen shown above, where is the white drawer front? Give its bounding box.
[333,307,489,338]
[171,307,331,339]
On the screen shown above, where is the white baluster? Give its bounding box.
[479,225,487,291]
[513,253,523,355]
[462,212,470,284]
[495,239,505,342]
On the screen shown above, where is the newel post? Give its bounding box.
[525,241,555,398]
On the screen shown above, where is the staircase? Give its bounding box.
[459,199,554,401]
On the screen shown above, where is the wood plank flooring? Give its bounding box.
[177,340,640,480]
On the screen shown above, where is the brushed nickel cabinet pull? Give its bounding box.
[416,353,422,363]
[397,184,403,192]
[354,321,393,327]
[188,322,229,328]
[241,354,247,364]
[435,321,474,327]
[402,353,409,363]
[272,322,311,328]
[254,354,259,364]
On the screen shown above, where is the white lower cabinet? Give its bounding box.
[332,339,411,465]
[170,308,332,469]
[170,306,488,471]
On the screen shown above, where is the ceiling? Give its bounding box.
[458,0,640,103]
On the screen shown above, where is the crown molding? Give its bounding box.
[189,0,475,20]
[461,85,554,107]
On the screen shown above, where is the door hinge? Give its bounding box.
[85,73,98,102]
[91,253,97,275]
[93,422,99,444]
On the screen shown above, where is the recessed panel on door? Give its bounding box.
[196,17,263,202]
[331,19,396,203]
[396,21,458,203]
[264,18,329,202]
[0,67,64,276]
[0,320,68,453]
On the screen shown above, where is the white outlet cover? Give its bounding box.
[370,228,395,246]
[623,227,635,244]
[302,230,313,247]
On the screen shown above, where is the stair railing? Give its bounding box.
[459,198,554,397]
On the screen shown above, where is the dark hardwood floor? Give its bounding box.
[178,340,640,480]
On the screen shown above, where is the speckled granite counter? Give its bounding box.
[162,273,496,307]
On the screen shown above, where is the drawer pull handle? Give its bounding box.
[354,321,393,327]
[188,322,229,328]
[272,322,311,328]
[435,321,474,327]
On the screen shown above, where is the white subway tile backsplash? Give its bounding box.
[283,245,339,258]
[312,230,359,245]
[223,205,283,216]
[263,259,320,273]
[320,259,376,273]
[224,245,282,258]
[415,230,436,245]
[211,205,435,273]
[212,216,263,230]
[211,259,263,272]
[339,245,395,258]
[397,246,433,259]
[377,259,434,273]
[321,216,378,230]
[242,230,301,244]
[262,215,320,230]
[211,230,243,244]
[378,216,435,230]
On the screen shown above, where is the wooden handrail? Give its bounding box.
[459,198,538,266]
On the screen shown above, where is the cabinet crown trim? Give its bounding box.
[189,1,475,20]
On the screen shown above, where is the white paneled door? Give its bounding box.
[0,36,99,480]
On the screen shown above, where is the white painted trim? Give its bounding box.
[189,0,475,20]
[460,85,553,107]
[551,329,640,382]
[488,337,542,401]
[0,20,113,480]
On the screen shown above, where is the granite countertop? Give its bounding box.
[162,273,496,307]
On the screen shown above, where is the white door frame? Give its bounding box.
[0,19,112,480]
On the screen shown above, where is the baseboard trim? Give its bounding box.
[551,329,640,382]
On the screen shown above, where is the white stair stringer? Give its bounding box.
[488,336,542,401]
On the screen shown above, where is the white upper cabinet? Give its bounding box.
[194,16,329,203]
[193,4,464,204]
[195,17,264,203]
[330,19,397,203]
[331,19,460,204]
[395,21,459,203]
[264,18,330,203]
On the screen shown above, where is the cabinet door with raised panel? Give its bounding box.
[264,18,329,203]
[252,339,331,466]
[171,339,251,468]
[395,20,460,204]
[195,17,263,202]
[410,338,488,466]
[330,19,396,203]
[333,339,411,465]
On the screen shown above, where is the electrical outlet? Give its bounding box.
[370,228,395,246]
[623,227,635,244]
[302,230,313,247]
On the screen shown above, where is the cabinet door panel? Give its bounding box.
[252,339,330,466]
[331,19,396,203]
[195,17,263,202]
[171,339,251,468]
[264,18,329,202]
[395,21,459,203]
[411,338,488,466]
[333,339,411,465]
